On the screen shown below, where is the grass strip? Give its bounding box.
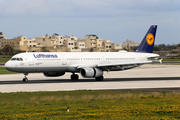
[0,67,18,74]
[0,58,10,63]
[1,90,180,119]
[162,58,180,61]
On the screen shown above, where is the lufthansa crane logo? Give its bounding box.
[146,33,154,45]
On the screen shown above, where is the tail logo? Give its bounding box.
[146,33,154,45]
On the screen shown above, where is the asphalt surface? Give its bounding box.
[1,77,180,85]
[0,64,180,93]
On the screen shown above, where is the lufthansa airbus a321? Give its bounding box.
[5,25,159,82]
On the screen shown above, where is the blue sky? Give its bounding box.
[1,0,180,45]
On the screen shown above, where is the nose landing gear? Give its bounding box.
[23,73,29,82]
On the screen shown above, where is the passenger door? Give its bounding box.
[61,54,67,65]
[28,54,34,66]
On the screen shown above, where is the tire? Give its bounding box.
[23,78,28,82]
[71,74,79,80]
[95,76,104,81]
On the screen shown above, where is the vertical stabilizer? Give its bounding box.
[135,25,157,53]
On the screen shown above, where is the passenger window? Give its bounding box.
[17,58,20,61]
[20,58,23,61]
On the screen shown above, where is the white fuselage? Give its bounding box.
[5,52,159,73]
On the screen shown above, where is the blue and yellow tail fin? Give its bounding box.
[135,25,157,53]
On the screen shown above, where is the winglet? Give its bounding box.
[159,58,163,64]
[135,25,157,53]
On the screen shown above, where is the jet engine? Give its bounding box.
[80,68,103,78]
[43,72,65,77]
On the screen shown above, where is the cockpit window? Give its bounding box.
[10,58,23,61]
[11,58,16,61]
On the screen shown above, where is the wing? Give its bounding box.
[77,60,152,70]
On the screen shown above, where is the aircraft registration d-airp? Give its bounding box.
[5,25,159,82]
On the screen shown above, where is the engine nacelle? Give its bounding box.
[43,72,65,77]
[80,68,103,78]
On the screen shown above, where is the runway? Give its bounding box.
[0,64,180,93]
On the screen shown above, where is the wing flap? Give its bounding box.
[97,61,152,67]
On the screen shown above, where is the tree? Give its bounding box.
[178,43,180,47]
[153,45,160,51]
[2,44,14,53]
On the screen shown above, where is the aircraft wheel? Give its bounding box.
[23,78,28,82]
[95,76,104,81]
[71,74,79,80]
[23,72,29,82]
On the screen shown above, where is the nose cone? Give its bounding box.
[5,61,10,70]
[5,61,14,72]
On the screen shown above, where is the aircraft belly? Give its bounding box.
[66,67,79,72]
[8,67,37,73]
[36,67,67,72]
[11,66,67,73]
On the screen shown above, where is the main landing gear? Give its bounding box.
[23,73,28,82]
[95,76,104,81]
[71,73,79,80]
[70,73,104,81]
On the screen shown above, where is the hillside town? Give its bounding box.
[0,32,180,57]
[0,32,139,52]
